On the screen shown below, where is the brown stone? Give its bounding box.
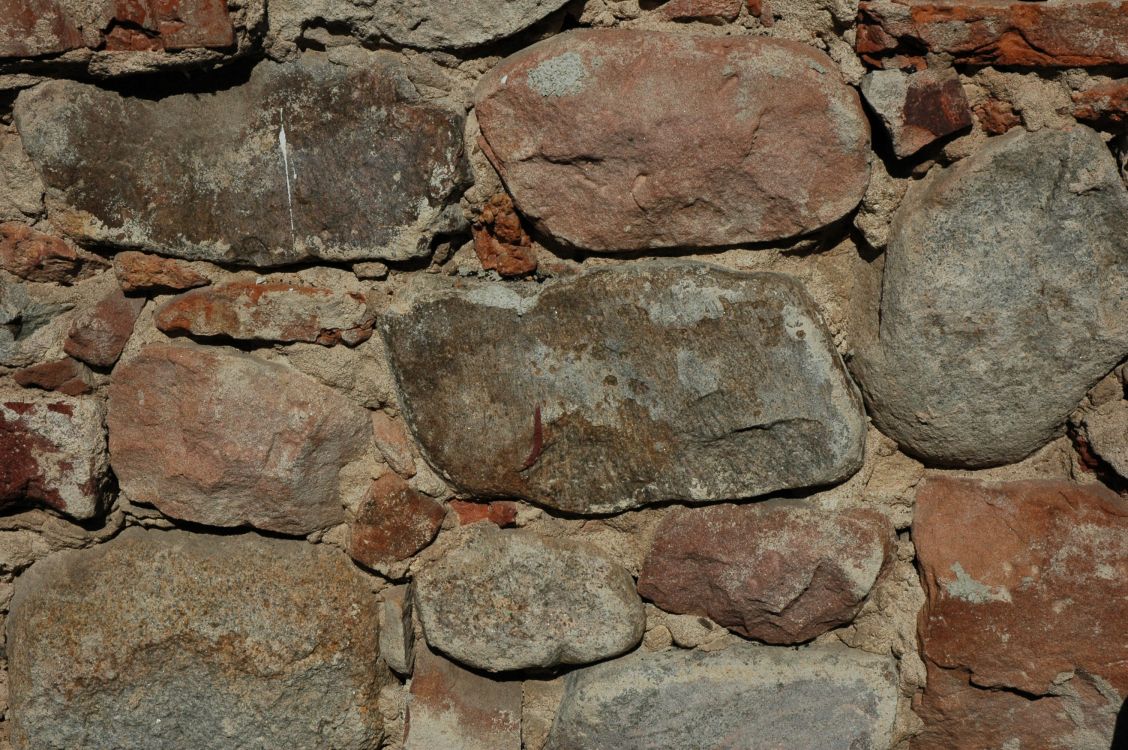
[912,478,1128,748]
[474,30,870,252]
[974,97,1022,134]
[63,288,145,369]
[113,250,209,293]
[449,499,518,528]
[347,473,445,568]
[155,282,373,346]
[108,344,372,535]
[638,502,893,644]
[857,0,1128,68]
[370,411,417,478]
[472,193,536,278]
[405,645,522,750]
[1073,79,1128,127]
[860,68,972,158]
[12,357,93,396]
[658,0,743,21]
[0,222,103,284]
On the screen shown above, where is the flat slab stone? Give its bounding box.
[13,54,468,267]
[381,262,866,514]
[474,29,870,252]
[851,126,1128,468]
[108,344,372,535]
[7,528,386,750]
[414,525,645,672]
[373,0,571,50]
[545,642,899,749]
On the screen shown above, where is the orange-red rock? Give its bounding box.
[0,223,103,285]
[472,193,537,278]
[912,478,1128,749]
[857,0,1128,68]
[63,288,145,369]
[347,474,445,568]
[658,0,743,21]
[12,357,93,396]
[860,68,972,157]
[449,499,518,528]
[1073,79,1128,127]
[113,251,209,294]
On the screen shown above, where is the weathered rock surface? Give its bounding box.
[7,528,386,750]
[0,389,106,520]
[382,262,866,514]
[474,30,870,252]
[449,499,518,527]
[12,357,93,396]
[14,54,468,266]
[0,277,74,368]
[1082,399,1128,479]
[658,0,743,21]
[371,0,571,50]
[638,501,892,644]
[860,68,972,158]
[156,282,374,346]
[851,126,1128,468]
[1072,79,1128,128]
[414,525,645,672]
[857,0,1128,68]
[108,344,372,535]
[380,584,415,676]
[912,478,1128,749]
[472,192,537,278]
[405,645,522,750]
[347,473,445,568]
[113,250,210,293]
[0,222,103,284]
[546,642,899,749]
[63,288,144,368]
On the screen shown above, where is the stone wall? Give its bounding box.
[0,1,1125,748]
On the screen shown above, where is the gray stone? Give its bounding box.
[851,126,1128,467]
[380,584,415,676]
[414,525,645,672]
[1083,399,1128,479]
[382,261,866,514]
[546,642,899,750]
[13,54,468,267]
[7,528,387,750]
[0,277,73,369]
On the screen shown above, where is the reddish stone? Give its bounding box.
[348,474,446,568]
[404,645,521,750]
[974,97,1022,134]
[113,250,209,294]
[658,0,743,21]
[13,357,93,396]
[638,502,893,644]
[155,282,374,346]
[449,499,518,528]
[912,478,1128,748]
[857,0,1128,68]
[860,68,972,157]
[472,193,537,278]
[0,222,103,285]
[746,0,773,24]
[1073,79,1128,127]
[370,411,417,478]
[63,288,145,369]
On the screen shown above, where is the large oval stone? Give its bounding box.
[13,54,468,266]
[851,126,1128,468]
[474,30,870,252]
[381,262,866,514]
[7,528,386,750]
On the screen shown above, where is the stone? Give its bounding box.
[63,288,145,368]
[353,261,389,280]
[658,0,743,21]
[405,645,521,750]
[0,277,74,368]
[449,499,518,527]
[974,97,1021,134]
[113,250,210,293]
[7,528,386,750]
[1082,399,1128,478]
[860,68,972,158]
[0,0,234,58]
[414,525,645,672]
[1072,79,1128,127]
[371,0,570,50]
[347,473,445,568]
[108,344,372,535]
[638,501,893,644]
[857,0,1128,68]
[382,262,866,514]
[545,642,899,749]
[380,584,415,676]
[14,54,468,267]
[0,222,103,284]
[0,389,106,520]
[912,478,1128,748]
[850,126,1128,468]
[474,30,870,252]
[472,193,536,278]
[12,357,93,396]
[155,282,374,346]
[0,128,43,221]
[370,411,417,478]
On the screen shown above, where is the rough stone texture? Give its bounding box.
[545,642,899,749]
[638,501,893,644]
[156,282,374,346]
[0,276,75,368]
[405,645,522,750]
[414,525,645,672]
[380,584,415,676]
[12,357,92,396]
[860,68,972,158]
[658,0,744,21]
[382,262,866,514]
[857,0,1128,68]
[1082,399,1128,479]
[7,528,386,750]
[113,250,210,293]
[347,473,445,568]
[63,288,144,368]
[474,30,870,252]
[14,54,468,267]
[370,411,417,478]
[1072,78,1128,128]
[472,193,536,278]
[0,222,103,284]
[0,389,106,520]
[108,344,372,535]
[851,126,1128,468]
[371,0,571,50]
[449,499,518,527]
[0,0,234,58]
[0,128,44,221]
[912,478,1128,749]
